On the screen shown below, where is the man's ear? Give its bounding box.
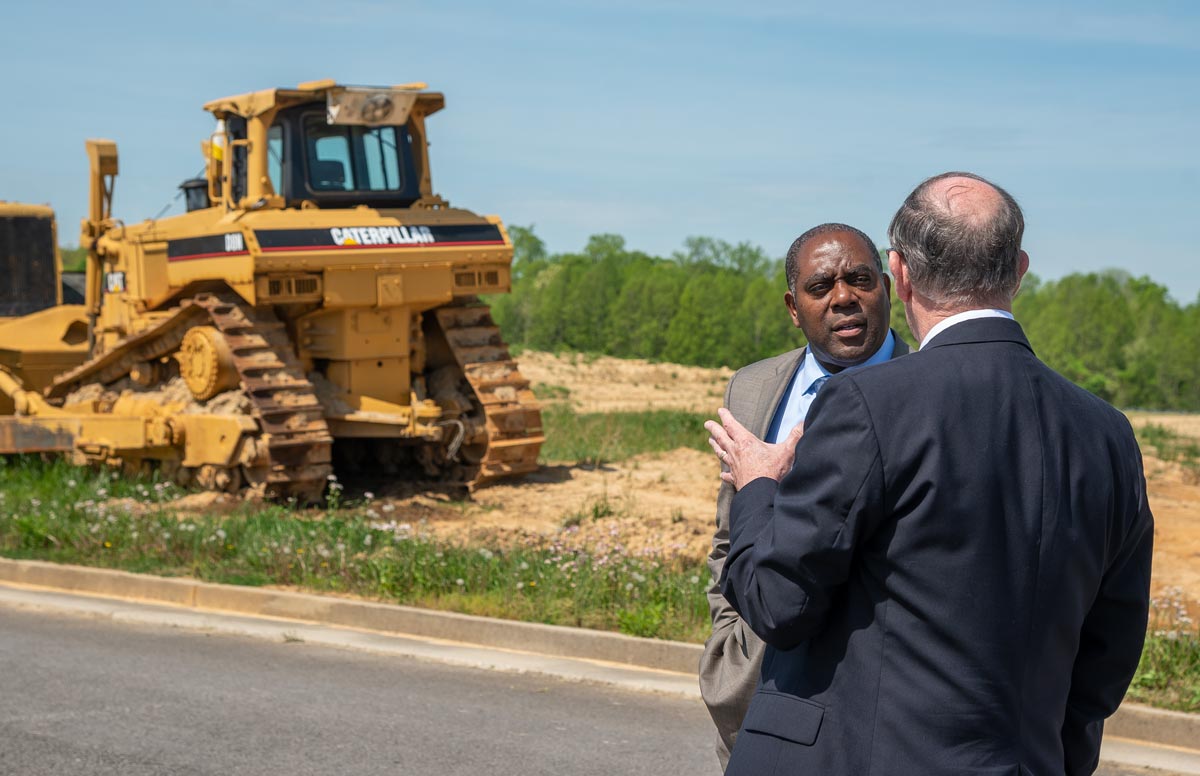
[1012,249,1032,297]
[888,251,910,304]
[784,291,802,329]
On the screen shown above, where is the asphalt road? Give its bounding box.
[0,607,1183,776]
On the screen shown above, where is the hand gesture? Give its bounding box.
[705,408,804,491]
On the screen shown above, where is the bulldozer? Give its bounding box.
[0,80,543,502]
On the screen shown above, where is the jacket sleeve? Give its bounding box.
[704,371,740,634]
[700,370,764,760]
[720,376,885,651]
[1061,455,1155,776]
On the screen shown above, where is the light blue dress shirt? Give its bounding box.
[764,331,896,443]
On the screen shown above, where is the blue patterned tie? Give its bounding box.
[808,375,830,397]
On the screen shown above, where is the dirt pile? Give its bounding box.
[518,351,733,413]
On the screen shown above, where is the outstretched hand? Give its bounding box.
[705,407,804,491]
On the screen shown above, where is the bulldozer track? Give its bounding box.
[47,293,332,502]
[434,302,543,486]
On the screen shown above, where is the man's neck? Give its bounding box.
[919,308,1016,349]
[908,298,1012,343]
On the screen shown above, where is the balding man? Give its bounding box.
[708,172,1153,775]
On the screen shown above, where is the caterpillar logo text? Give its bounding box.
[330,226,435,247]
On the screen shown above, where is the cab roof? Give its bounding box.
[202,79,445,121]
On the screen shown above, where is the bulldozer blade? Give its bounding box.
[0,418,75,454]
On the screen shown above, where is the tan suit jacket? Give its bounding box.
[699,333,909,769]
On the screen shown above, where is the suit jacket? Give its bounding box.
[721,318,1153,776]
[700,333,910,767]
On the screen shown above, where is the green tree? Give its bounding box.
[606,261,686,359]
[664,270,749,367]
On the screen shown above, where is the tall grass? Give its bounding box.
[1127,587,1200,712]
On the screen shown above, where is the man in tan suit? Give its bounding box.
[700,223,908,768]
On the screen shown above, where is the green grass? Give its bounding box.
[3,434,1196,708]
[539,406,709,464]
[0,456,710,643]
[531,382,571,400]
[60,245,87,273]
[1135,423,1200,478]
[1127,588,1200,712]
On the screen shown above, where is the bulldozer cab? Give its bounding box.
[199,80,443,213]
[0,203,60,317]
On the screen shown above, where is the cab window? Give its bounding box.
[302,115,410,194]
[267,125,284,194]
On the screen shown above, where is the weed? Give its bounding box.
[1128,587,1200,712]
[532,383,571,400]
[559,494,618,528]
[1136,423,1200,470]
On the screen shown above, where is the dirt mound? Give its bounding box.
[416,448,722,559]
[518,351,733,413]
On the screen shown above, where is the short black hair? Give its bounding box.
[785,223,882,296]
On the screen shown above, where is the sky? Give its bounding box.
[3,1,1198,302]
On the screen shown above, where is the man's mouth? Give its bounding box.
[832,319,867,338]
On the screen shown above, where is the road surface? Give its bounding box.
[0,606,1188,775]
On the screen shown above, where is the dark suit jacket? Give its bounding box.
[721,318,1153,776]
[700,334,910,768]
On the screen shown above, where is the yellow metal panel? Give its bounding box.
[0,202,54,219]
[299,308,410,360]
[176,415,258,467]
[323,269,379,308]
[378,266,453,307]
[74,415,150,456]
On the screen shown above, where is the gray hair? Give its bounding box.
[886,171,1024,307]
[785,223,882,296]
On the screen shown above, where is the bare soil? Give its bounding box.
[157,351,1200,609]
[472,353,1200,607]
[517,350,733,414]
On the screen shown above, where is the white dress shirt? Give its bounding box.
[920,309,1014,349]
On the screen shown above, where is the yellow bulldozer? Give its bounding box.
[0,80,543,502]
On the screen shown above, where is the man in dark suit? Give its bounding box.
[707,172,1153,775]
[699,223,910,769]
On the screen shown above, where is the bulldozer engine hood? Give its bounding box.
[166,223,505,262]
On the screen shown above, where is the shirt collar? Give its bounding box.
[798,330,896,394]
[920,309,1014,349]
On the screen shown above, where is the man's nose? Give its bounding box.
[831,280,857,308]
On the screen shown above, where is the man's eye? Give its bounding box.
[808,284,830,295]
[852,275,873,287]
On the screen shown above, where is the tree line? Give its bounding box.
[488,227,1200,412]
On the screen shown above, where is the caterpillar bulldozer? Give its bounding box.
[0,80,543,502]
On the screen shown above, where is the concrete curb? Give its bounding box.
[0,557,702,675]
[1108,704,1200,753]
[0,557,1195,755]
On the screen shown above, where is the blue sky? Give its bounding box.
[4,1,1198,302]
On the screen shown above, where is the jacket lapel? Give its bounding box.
[755,348,805,438]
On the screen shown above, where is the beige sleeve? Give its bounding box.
[698,370,767,766]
